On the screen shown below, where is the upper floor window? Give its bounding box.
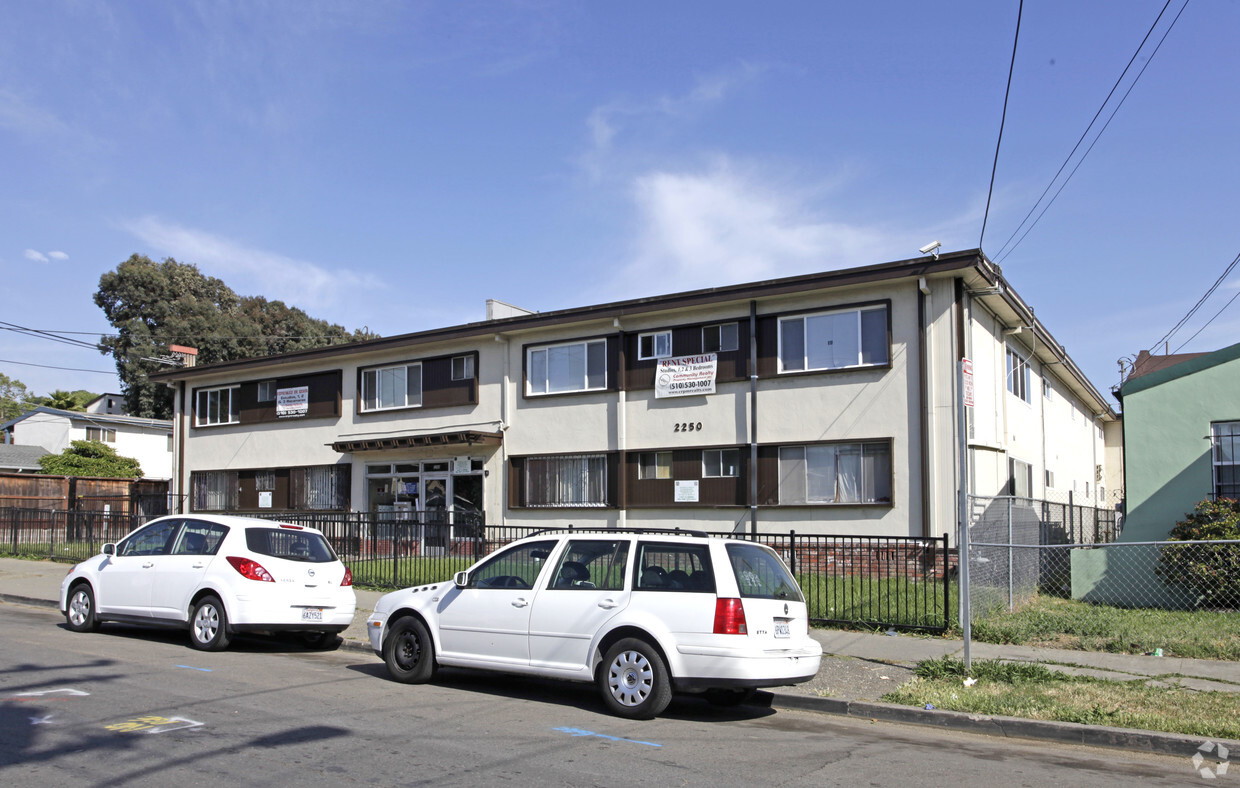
[1042,374,1052,400]
[638,331,672,360]
[452,355,475,381]
[703,322,739,353]
[362,363,422,412]
[527,339,606,395]
[638,451,672,480]
[86,427,116,443]
[257,380,277,402]
[196,386,239,427]
[703,448,740,478]
[1006,348,1031,403]
[778,441,891,504]
[778,305,887,373]
[1211,422,1240,499]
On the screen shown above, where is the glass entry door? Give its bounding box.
[422,476,450,555]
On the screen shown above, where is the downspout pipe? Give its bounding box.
[749,300,759,536]
[918,279,932,539]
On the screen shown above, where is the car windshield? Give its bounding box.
[245,527,337,563]
[725,542,804,601]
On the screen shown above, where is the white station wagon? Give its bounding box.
[367,529,822,719]
[60,514,357,651]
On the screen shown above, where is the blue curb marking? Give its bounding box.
[553,726,661,747]
[175,665,212,672]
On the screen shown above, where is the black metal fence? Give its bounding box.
[0,507,952,632]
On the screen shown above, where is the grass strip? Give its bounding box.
[883,656,1240,740]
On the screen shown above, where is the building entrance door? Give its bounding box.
[421,476,450,555]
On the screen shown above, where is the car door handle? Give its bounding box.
[511,598,529,608]
[142,562,154,569]
[192,563,204,569]
[597,599,618,609]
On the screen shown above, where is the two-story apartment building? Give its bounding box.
[152,249,1115,543]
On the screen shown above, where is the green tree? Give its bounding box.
[38,439,143,479]
[95,254,375,418]
[37,389,95,412]
[0,372,35,421]
[1156,498,1240,608]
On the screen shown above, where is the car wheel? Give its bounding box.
[189,596,232,651]
[599,638,672,720]
[383,617,436,683]
[65,583,100,633]
[703,688,756,707]
[300,631,340,651]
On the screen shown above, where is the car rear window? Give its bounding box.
[635,542,715,592]
[725,542,804,601]
[245,527,338,563]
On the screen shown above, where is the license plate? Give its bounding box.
[301,608,324,622]
[774,620,790,639]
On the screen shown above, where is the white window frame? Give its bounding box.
[196,386,240,427]
[1211,421,1240,499]
[638,451,672,480]
[638,331,672,361]
[1006,347,1031,404]
[452,355,475,381]
[526,339,607,396]
[778,441,892,504]
[86,427,116,443]
[702,448,740,478]
[778,305,888,373]
[1008,457,1033,498]
[257,380,277,402]
[361,362,423,412]
[524,454,609,508]
[703,322,739,354]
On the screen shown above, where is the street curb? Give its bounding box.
[7,590,1236,762]
[767,693,1239,760]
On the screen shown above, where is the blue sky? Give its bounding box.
[2,0,1236,405]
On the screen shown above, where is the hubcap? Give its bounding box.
[69,590,89,626]
[608,650,653,707]
[396,631,421,670]
[194,605,219,643]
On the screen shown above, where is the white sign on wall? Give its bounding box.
[258,491,273,509]
[453,456,472,474]
[674,480,700,502]
[276,386,309,418]
[655,354,718,399]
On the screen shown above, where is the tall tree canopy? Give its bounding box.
[0,373,34,421]
[95,255,375,419]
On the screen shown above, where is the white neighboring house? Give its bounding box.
[85,393,129,416]
[1,407,173,480]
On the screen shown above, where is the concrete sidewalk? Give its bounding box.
[2,555,1235,759]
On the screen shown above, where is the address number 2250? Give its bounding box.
[674,422,703,432]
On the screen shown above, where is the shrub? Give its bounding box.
[1155,499,1240,608]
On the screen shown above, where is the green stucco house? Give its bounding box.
[1072,342,1240,606]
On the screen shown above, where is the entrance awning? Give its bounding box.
[331,430,503,453]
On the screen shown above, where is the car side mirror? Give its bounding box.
[453,570,469,588]
[103,543,115,556]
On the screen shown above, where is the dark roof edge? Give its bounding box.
[151,250,986,381]
[1120,341,1240,397]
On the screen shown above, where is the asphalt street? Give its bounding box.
[0,602,1210,787]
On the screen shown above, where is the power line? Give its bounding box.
[1150,250,1240,353]
[0,358,117,375]
[0,321,101,351]
[979,0,1023,251]
[996,0,1191,264]
[1173,287,1240,354]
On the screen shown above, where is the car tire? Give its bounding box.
[383,617,436,683]
[599,638,672,720]
[65,583,101,633]
[300,631,341,651]
[703,687,756,707]
[189,596,232,651]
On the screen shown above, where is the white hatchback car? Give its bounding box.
[367,529,822,719]
[60,514,356,651]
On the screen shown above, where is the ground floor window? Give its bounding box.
[524,454,608,507]
[191,470,239,511]
[1212,422,1240,499]
[778,441,891,504]
[190,464,349,512]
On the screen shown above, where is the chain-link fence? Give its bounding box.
[966,495,1240,618]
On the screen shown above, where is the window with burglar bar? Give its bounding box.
[1212,422,1240,499]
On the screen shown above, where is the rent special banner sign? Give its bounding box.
[655,354,717,398]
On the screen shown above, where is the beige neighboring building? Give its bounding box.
[152,249,1116,543]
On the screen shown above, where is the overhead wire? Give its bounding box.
[979,0,1024,251]
[1150,249,1240,353]
[992,0,1180,262]
[996,0,1191,264]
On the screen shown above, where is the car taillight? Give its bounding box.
[341,567,353,587]
[226,556,275,582]
[713,598,747,635]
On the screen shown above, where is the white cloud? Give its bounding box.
[608,159,888,297]
[121,216,380,310]
[47,250,69,260]
[23,249,49,263]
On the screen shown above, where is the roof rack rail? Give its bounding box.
[525,525,711,539]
